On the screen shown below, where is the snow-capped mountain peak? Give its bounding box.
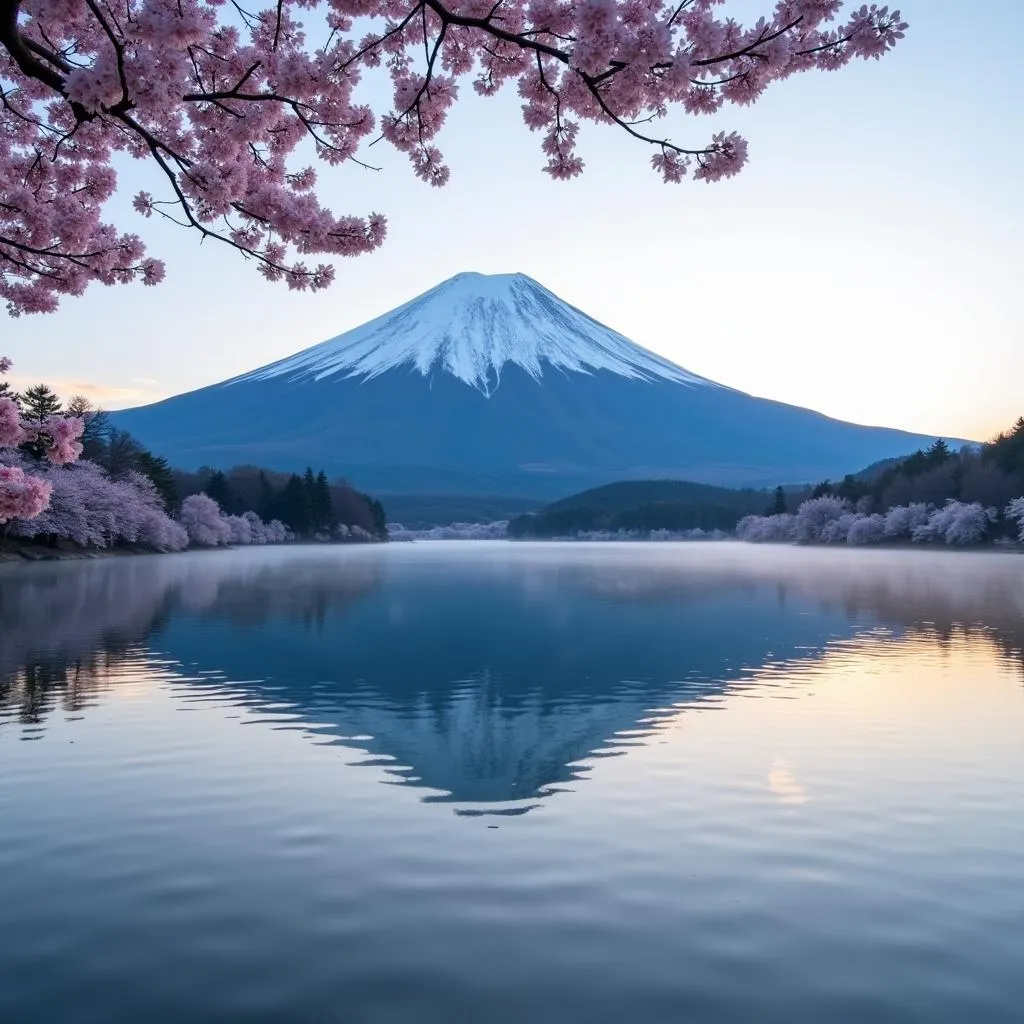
[236,272,709,395]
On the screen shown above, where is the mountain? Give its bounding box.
[112,272,969,498]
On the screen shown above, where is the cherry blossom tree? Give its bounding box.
[180,492,233,546]
[911,500,996,547]
[1,0,907,314]
[0,354,84,522]
[11,458,190,548]
[1005,498,1024,542]
[180,491,290,545]
[882,501,930,539]
[792,494,849,543]
[736,512,796,543]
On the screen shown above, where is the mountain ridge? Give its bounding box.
[112,272,973,497]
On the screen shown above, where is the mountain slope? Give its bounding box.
[113,272,970,497]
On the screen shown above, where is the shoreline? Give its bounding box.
[0,537,386,564]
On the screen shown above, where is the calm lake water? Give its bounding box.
[1,541,1023,1023]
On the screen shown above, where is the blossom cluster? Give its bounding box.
[9,459,190,550]
[179,493,290,547]
[737,496,1006,547]
[2,0,905,313]
[0,357,85,522]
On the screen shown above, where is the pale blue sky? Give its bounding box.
[4,0,1022,441]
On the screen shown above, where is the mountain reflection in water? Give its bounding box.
[2,543,1022,811]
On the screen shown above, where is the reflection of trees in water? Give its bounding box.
[3,546,1022,766]
[0,549,385,728]
[1,653,122,730]
[558,547,1024,675]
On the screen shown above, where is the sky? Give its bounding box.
[4,0,1023,442]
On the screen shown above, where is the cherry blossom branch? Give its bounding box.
[0,0,907,315]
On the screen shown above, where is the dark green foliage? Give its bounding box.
[172,463,383,539]
[313,471,333,532]
[257,471,276,522]
[364,496,388,539]
[135,451,178,509]
[18,384,63,460]
[796,421,1024,534]
[771,486,787,516]
[835,474,870,504]
[278,474,311,535]
[985,418,1024,478]
[204,470,237,513]
[508,479,770,538]
[72,422,178,511]
[19,384,61,423]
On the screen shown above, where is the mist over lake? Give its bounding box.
[2,542,1023,1022]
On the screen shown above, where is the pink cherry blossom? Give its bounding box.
[1,1,907,315]
[0,463,52,523]
[0,397,27,448]
[43,414,85,465]
[1,355,85,522]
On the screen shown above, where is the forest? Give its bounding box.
[1,368,387,553]
[508,420,1024,547]
[738,420,1024,547]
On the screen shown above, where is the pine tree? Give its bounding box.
[361,495,387,538]
[772,486,787,515]
[314,470,334,532]
[257,471,276,521]
[205,470,235,512]
[18,383,63,459]
[279,474,310,535]
[301,467,319,534]
[19,383,62,423]
[136,451,178,510]
[927,438,951,464]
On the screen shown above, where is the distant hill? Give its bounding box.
[508,479,770,538]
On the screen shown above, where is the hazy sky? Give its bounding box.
[4,0,1022,442]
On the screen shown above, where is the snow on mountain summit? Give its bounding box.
[237,272,710,395]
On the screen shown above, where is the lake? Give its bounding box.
[1,541,1023,1023]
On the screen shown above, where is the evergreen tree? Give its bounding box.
[278,474,310,535]
[257,471,276,521]
[301,467,320,534]
[18,383,63,459]
[927,438,951,464]
[19,383,62,423]
[772,486,787,515]
[205,470,235,512]
[314,470,334,532]
[136,450,178,510]
[362,495,387,538]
